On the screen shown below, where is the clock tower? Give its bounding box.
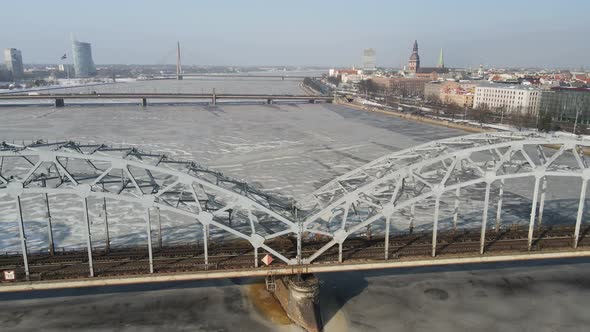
[408,40,420,74]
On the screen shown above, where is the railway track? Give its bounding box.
[1,225,588,282]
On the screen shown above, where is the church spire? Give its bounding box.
[438,48,445,68]
[408,40,420,74]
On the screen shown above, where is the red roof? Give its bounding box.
[336,69,360,75]
[574,74,590,83]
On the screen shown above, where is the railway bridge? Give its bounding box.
[1,132,590,291]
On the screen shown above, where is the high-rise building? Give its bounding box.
[408,40,420,74]
[361,48,376,70]
[4,48,24,80]
[72,40,96,77]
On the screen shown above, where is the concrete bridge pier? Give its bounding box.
[272,274,322,332]
[54,98,65,108]
[267,99,273,104]
[141,98,147,107]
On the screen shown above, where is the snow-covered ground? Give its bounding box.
[359,97,590,140]
[0,78,129,95]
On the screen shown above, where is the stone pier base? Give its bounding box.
[54,98,65,107]
[273,274,322,332]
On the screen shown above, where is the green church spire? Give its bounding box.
[438,48,445,68]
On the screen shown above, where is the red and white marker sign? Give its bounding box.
[3,270,16,281]
[261,254,274,266]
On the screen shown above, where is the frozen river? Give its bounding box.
[0,78,589,331]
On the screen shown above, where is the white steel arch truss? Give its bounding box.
[1,132,590,276]
[0,140,300,278]
[300,131,590,264]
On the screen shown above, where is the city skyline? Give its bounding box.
[0,0,589,68]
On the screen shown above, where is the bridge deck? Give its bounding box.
[1,225,588,289]
[0,93,332,100]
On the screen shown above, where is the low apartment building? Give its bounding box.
[425,81,476,108]
[373,76,430,97]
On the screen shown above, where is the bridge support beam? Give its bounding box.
[254,247,259,268]
[384,216,391,260]
[453,184,460,231]
[432,196,441,257]
[267,99,272,104]
[409,204,415,234]
[142,98,148,107]
[480,181,492,254]
[156,207,162,250]
[44,193,55,256]
[82,197,94,277]
[538,176,547,228]
[574,179,588,248]
[54,98,65,108]
[272,274,322,332]
[495,179,504,232]
[15,196,30,281]
[203,224,209,266]
[103,198,110,253]
[146,208,154,273]
[528,176,542,251]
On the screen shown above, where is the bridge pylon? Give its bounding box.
[176,41,183,80]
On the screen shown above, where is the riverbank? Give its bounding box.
[336,99,488,134]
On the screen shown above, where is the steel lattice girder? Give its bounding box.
[1,132,590,268]
[299,131,590,263]
[0,140,299,267]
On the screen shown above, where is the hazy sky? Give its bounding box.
[2,0,589,68]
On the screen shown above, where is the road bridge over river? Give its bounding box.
[0,93,333,107]
[161,74,321,80]
[1,132,590,292]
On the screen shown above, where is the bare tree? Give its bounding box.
[537,111,553,132]
[426,94,443,106]
[510,106,537,131]
[472,104,492,127]
[446,102,462,120]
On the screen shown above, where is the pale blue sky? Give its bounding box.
[1,0,588,68]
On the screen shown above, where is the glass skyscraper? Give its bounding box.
[362,48,376,71]
[3,48,24,80]
[72,40,96,77]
